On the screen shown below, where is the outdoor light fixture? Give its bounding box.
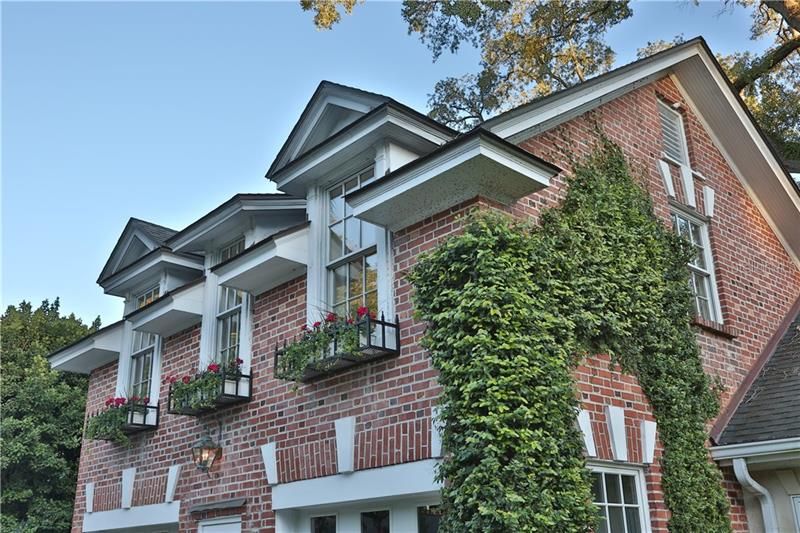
[192,424,222,474]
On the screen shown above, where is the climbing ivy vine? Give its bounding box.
[410,138,732,532]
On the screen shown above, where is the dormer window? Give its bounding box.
[658,101,690,165]
[218,236,245,265]
[136,286,160,308]
[327,167,380,316]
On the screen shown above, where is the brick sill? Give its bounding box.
[692,317,737,339]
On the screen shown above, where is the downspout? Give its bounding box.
[732,457,779,533]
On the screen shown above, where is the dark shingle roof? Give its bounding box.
[130,218,177,245]
[718,304,800,445]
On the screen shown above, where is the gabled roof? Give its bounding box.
[714,297,800,446]
[266,81,456,180]
[97,218,178,283]
[484,36,800,266]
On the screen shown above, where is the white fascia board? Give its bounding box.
[273,107,452,195]
[82,501,180,532]
[488,44,700,140]
[102,251,203,295]
[215,225,308,296]
[711,437,800,462]
[271,459,441,511]
[129,281,205,337]
[168,199,306,253]
[49,322,124,374]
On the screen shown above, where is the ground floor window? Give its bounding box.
[311,515,336,533]
[360,510,389,533]
[590,464,650,533]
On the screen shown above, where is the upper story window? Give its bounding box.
[590,465,649,533]
[217,236,245,265]
[658,100,689,165]
[671,210,721,323]
[129,331,157,399]
[217,286,244,367]
[327,167,380,317]
[136,285,160,308]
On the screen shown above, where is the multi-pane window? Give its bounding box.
[658,101,689,164]
[328,167,380,317]
[591,470,645,533]
[217,286,243,367]
[136,286,160,308]
[417,506,442,533]
[218,236,245,265]
[310,515,336,533]
[360,510,389,533]
[671,211,718,322]
[129,331,156,400]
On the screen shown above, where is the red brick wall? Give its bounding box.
[72,75,799,532]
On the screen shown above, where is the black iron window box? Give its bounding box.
[167,370,252,416]
[274,313,401,383]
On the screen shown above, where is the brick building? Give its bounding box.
[49,38,800,533]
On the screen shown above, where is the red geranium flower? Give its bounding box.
[114,397,126,406]
[356,306,369,318]
[325,312,337,323]
[208,363,220,373]
[346,317,354,325]
[168,376,177,384]
[130,395,140,403]
[300,324,307,331]
[105,397,114,407]
[182,375,191,384]
[142,397,150,405]
[236,358,243,365]
[312,321,321,328]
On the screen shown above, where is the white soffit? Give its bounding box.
[128,280,205,337]
[486,39,800,266]
[348,130,559,231]
[49,321,124,374]
[214,224,309,296]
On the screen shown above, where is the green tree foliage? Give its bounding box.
[1,299,99,532]
[301,0,799,160]
[410,139,731,532]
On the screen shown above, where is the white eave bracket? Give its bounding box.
[346,129,559,231]
[213,223,309,296]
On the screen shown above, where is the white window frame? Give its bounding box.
[136,285,160,309]
[588,462,652,533]
[198,516,242,533]
[216,285,244,367]
[670,208,723,324]
[309,512,338,533]
[128,331,158,400]
[217,236,246,266]
[792,495,800,533]
[658,100,691,166]
[306,162,393,324]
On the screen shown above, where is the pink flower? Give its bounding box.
[114,397,126,406]
[105,397,114,407]
[356,306,369,318]
[325,312,337,323]
[182,375,191,384]
[208,363,220,373]
[312,321,321,328]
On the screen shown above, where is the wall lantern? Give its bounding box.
[192,428,222,474]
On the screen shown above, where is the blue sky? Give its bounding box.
[2,1,771,326]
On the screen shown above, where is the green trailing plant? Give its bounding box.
[410,138,731,532]
[84,396,149,446]
[276,308,369,382]
[167,359,242,412]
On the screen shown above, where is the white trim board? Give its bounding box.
[82,501,180,532]
[271,459,441,511]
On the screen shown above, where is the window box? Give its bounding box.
[274,312,400,383]
[86,399,159,445]
[167,365,252,416]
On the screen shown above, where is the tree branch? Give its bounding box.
[731,35,800,92]
[764,0,800,32]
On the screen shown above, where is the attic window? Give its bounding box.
[658,101,689,165]
[218,237,245,265]
[137,286,160,309]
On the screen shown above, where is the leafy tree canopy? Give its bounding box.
[300,0,800,159]
[1,299,99,532]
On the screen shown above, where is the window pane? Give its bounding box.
[349,259,364,303]
[362,221,378,249]
[417,506,441,533]
[591,473,605,503]
[605,474,622,504]
[311,515,336,533]
[625,507,642,533]
[621,475,638,504]
[608,506,625,533]
[329,222,344,261]
[597,514,609,533]
[360,510,389,533]
[348,297,361,318]
[333,265,348,307]
[365,291,378,317]
[344,177,359,194]
[691,245,706,270]
[676,216,690,238]
[329,188,344,223]
[365,254,378,292]
[345,217,360,254]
